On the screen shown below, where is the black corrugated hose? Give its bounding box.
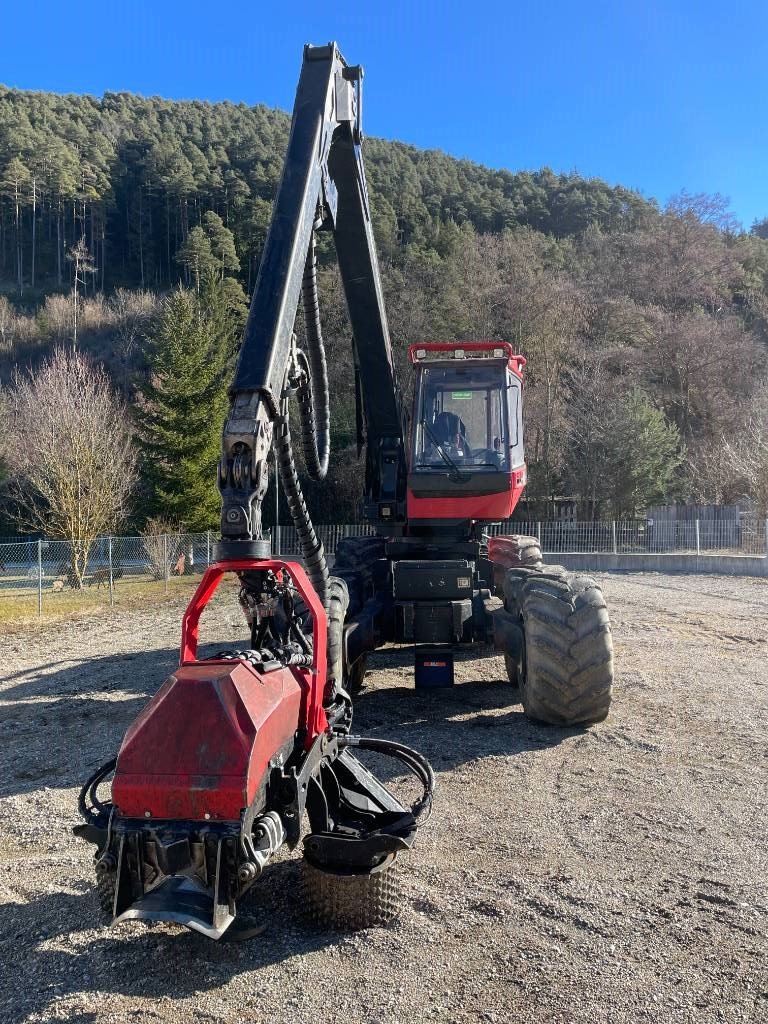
[78,758,116,821]
[273,231,332,610]
[297,234,330,481]
[276,390,330,610]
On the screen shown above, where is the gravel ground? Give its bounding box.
[0,571,766,1024]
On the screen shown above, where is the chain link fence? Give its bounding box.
[487,517,768,556]
[1,519,766,618]
[0,532,218,618]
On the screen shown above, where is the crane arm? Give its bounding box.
[218,43,407,573]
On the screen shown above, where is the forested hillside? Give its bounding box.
[1,85,767,530]
[0,86,653,294]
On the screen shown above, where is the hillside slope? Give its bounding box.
[0,85,652,293]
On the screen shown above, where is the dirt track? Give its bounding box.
[0,572,766,1023]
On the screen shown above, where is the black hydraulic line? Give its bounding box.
[290,617,313,654]
[297,234,330,481]
[340,736,435,821]
[275,392,330,610]
[78,758,116,821]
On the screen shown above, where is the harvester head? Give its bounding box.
[74,559,433,938]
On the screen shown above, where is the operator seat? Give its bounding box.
[434,411,469,447]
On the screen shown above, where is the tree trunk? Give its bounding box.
[138,186,145,288]
[166,193,171,283]
[14,178,22,295]
[56,205,62,287]
[30,177,37,290]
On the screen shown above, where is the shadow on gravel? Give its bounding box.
[1,641,582,800]
[351,645,584,774]
[1,647,180,800]
[1,646,180,703]
[0,861,351,1024]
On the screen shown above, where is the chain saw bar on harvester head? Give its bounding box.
[74,43,434,940]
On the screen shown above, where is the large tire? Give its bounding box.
[333,535,387,613]
[326,576,349,690]
[488,534,543,589]
[334,535,386,570]
[302,854,398,930]
[346,654,368,694]
[520,573,612,726]
[501,563,569,610]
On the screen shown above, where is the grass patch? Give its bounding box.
[0,575,200,628]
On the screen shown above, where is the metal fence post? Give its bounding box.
[206,530,211,566]
[163,533,169,594]
[695,519,701,556]
[536,521,542,546]
[37,539,43,616]
[612,521,617,555]
[764,518,768,558]
[108,536,115,608]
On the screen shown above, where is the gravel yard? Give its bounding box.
[0,571,766,1024]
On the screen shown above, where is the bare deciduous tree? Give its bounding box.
[140,516,183,581]
[2,348,136,586]
[66,236,95,345]
[721,390,768,518]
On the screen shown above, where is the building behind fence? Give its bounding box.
[1,517,766,616]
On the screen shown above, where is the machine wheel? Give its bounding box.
[501,563,570,611]
[326,576,350,690]
[488,534,543,585]
[502,565,542,611]
[334,535,386,571]
[95,860,116,917]
[302,854,399,930]
[520,573,613,726]
[345,654,368,694]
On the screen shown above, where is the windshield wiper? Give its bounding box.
[420,420,469,483]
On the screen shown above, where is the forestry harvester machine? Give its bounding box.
[75,43,612,939]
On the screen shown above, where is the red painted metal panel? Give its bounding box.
[180,559,328,743]
[112,661,302,820]
[111,558,329,822]
[406,469,526,521]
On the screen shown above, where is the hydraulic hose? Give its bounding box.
[340,736,436,823]
[275,391,330,610]
[298,234,330,481]
[78,758,116,821]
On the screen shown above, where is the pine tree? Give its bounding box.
[1,156,30,294]
[137,285,233,529]
[176,226,214,292]
[203,210,240,280]
[604,391,684,518]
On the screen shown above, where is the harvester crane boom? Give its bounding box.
[219,43,407,563]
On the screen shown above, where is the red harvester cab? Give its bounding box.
[407,342,527,524]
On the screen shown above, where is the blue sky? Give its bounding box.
[3,0,766,227]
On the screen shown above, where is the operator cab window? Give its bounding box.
[413,365,510,471]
